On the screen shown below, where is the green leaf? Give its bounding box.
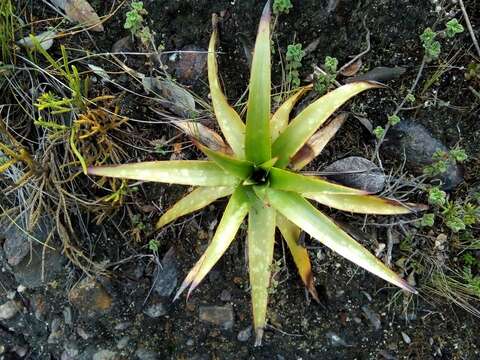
[88,160,239,186]
[290,113,347,170]
[272,82,381,168]
[264,188,417,293]
[194,140,253,180]
[276,213,319,302]
[156,186,235,229]
[208,16,245,158]
[248,196,276,346]
[270,85,311,142]
[174,187,250,300]
[303,192,427,215]
[245,2,271,164]
[269,167,367,195]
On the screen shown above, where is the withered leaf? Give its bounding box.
[340,58,362,77]
[345,66,406,84]
[51,0,103,31]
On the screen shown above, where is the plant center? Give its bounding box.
[250,166,269,185]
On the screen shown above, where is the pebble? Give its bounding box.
[153,247,178,297]
[0,300,20,320]
[361,305,382,330]
[382,119,463,190]
[219,289,232,302]
[116,336,130,350]
[199,304,234,330]
[135,348,159,360]
[325,331,351,347]
[401,331,411,344]
[68,278,113,317]
[143,301,167,318]
[92,350,118,360]
[322,156,386,193]
[170,45,207,85]
[47,318,64,344]
[237,326,252,342]
[114,322,131,331]
[2,226,32,266]
[63,306,73,325]
[61,341,80,360]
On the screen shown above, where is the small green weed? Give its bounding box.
[124,1,153,47]
[423,147,468,177]
[314,56,338,95]
[420,19,464,61]
[285,43,305,88]
[273,0,293,15]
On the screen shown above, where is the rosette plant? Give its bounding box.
[89,2,425,345]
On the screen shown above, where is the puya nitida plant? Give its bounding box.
[88,2,426,345]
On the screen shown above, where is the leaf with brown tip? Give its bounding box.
[272,82,382,168]
[174,121,231,153]
[276,213,319,302]
[248,195,276,346]
[173,187,250,301]
[88,160,239,186]
[208,14,245,157]
[290,113,347,170]
[265,188,417,294]
[270,85,312,142]
[303,192,428,215]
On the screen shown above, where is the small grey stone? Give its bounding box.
[322,156,385,193]
[326,332,352,347]
[114,321,131,331]
[199,304,234,330]
[362,305,382,330]
[63,307,73,325]
[153,247,178,298]
[92,350,117,360]
[135,348,159,360]
[48,318,64,344]
[3,230,30,266]
[62,341,79,360]
[0,300,20,320]
[237,326,252,342]
[186,339,194,346]
[143,301,167,318]
[219,289,232,302]
[116,336,130,350]
[401,331,411,344]
[382,119,463,190]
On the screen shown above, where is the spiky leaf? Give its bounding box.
[272,82,382,168]
[269,167,367,195]
[248,195,276,346]
[264,188,417,293]
[174,187,250,300]
[88,161,239,186]
[276,213,319,302]
[208,15,245,157]
[245,2,271,164]
[156,186,235,229]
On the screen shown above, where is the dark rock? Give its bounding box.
[47,318,64,344]
[199,304,234,330]
[1,219,66,289]
[382,119,463,190]
[322,156,386,193]
[68,278,113,318]
[361,305,382,330]
[237,326,252,342]
[92,350,118,360]
[169,45,207,85]
[143,300,167,318]
[135,348,159,360]
[219,289,232,302]
[153,247,178,298]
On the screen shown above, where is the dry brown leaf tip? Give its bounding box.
[65,0,104,32]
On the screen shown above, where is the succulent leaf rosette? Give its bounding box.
[89,2,425,345]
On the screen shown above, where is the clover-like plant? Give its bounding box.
[89,2,425,345]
